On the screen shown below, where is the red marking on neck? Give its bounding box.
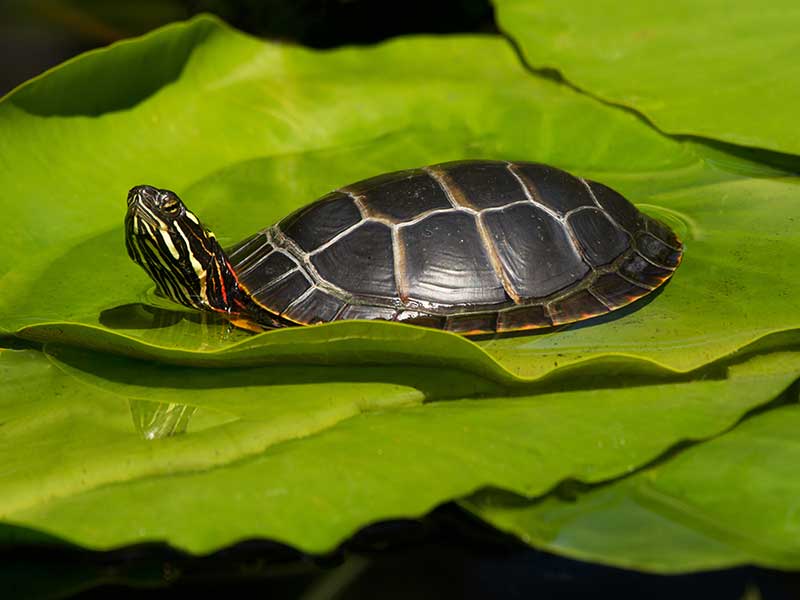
[217,264,228,305]
[225,258,241,285]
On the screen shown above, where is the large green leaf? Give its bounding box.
[1,16,799,382]
[2,15,799,568]
[2,346,798,554]
[493,0,800,155]
[465,392,800,573]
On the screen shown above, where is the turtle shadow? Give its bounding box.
[99,303,228,330]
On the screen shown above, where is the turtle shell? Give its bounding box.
[227,160,682,335]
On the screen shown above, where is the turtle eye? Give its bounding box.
[161,197,181,215]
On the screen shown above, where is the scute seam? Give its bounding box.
[580,177,634,236]
[633,244,680,271]
[506,161,589,268]
[423,166,471,211]
[391,227,410,303]
[340,189,369,220]
[268,226,354,302]
[279,283,318,317]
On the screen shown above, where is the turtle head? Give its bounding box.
[124,185,238,313]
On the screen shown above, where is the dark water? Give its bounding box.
[0,0,495,96]
[4,505,799,599]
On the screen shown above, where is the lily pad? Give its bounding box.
[464,381,800,572]
[493,0,800,155]
[1,17,799,382]
[1,346,798,554]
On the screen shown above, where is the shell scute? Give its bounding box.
[352,171,450,221]
[590,273,651,309]
[512,163,595,214]
[444,312,499,335]
[568,208,629,267]
[548,290,609,326]
[238,251,295,291]
[336,304,397,321]
[483,203,589,298]
[619,253,673,288]
[401,211,507,305]
[636,232,682,268]
[586,180,641,232]
[282,288,345,324]
[310,221,397,297]
[281,191,361,252]
[496,304,552,332]
[395,311,447,329]
[437,161,526,209]
[251,270,311,314]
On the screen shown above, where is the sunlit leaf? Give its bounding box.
[2,16,800,568]
[1,347,797,554]
[0,17,798,382]
[465,371,800,572]
[494,0,800,154]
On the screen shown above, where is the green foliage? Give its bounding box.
[494,0,800,154]
[465,370,800,572]
[2,347,797,554]
[1,14,798,571]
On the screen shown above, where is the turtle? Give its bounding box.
[124,160,682,335]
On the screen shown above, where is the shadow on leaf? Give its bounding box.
[8,18,215,116]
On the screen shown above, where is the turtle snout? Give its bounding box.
[126,189,140,208]
[127,185,159,208]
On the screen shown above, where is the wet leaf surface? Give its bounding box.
[494,0,800,155]
[465,373,800,572]
[1,347,798,554]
